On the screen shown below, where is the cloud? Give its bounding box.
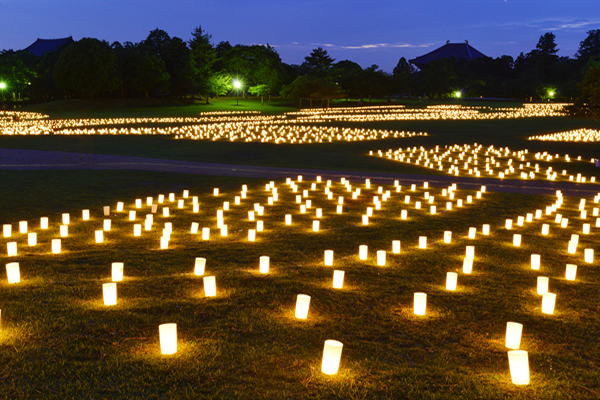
[469,17,600,31]
[274,42,433,50]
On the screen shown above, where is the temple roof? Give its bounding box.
[22,37,74,56]
[410,41,488,69]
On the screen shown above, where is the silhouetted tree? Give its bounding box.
[301,47,334,75]
[576,29,600,64]
[189,26,216,102]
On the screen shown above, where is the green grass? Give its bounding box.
[1,170,599,399]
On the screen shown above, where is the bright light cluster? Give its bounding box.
[373,143,598,183]
[528,128,600,142]
[0,111,49,121]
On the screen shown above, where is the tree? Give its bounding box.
[280,75,341,108]
[576,29,600,64]
[248,84,270,104]
[422,59,457,98]
[536,32,559,56]
[189,26,216,102]
[0,50,35,101]
[301,47,334,75]
[53,38,119,98]
[124,45,170,98]
[392,57,416,96]
[574,64,600,118]
[208,72,232,97]
[330,60,362,101]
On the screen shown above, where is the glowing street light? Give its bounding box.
[233,78,242,106]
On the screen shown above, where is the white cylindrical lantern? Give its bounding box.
[52,239,61,254]
[28,232,37,246]
[392,240,401,254]
[359,245,368,260]
[584,249,594,263]
[462,258,473,274]
[418,236,427,249]
[40,217,49,229]
[103,282,117,306]
[160,237,169,250]
[517,216,524,226]
[248,229,256,242]
[444,231,452,244]
[285,214,292,225]
[324,250,334,266]
[194,257,206,275]
[112,262,124,281]
[103,206,110,216]
[537,276,549,295]
[116,202,124,212]
[312,220,320,232]
[505,219,513,230]
[513,234,521,247]
[465,246,475,260]
[95,230,104,243]
[336,205,343,214]
[129,210,136,221]
[316,208,322,218]
[134,224,142,237]
[257,221,264,232]
[541,292,556,314]
[508,350,530,385]
[565,264,577,280]
[60,225,68,237]
[505,322,523,349]
[362,215,369,225]
[414,292,427,315]
[430,205,436,214]
[295,294,311,319]
[159,323,177,355]
[103,219,111,231]
[19,221,28,233]
[62,213,70,225]
[7,242,17,257]
[332,270,344,289]
[163,207,169,217]
[6,262,20,284]
[482,224,490,235]
[446,272,457,291]
[82,209,90,221]
[583,223,590,234]
[567,240,577,254]
[202,227,210,241]
[259,256,270,274]
[190,222,199,234]
[3,224,12,237]
[541,224,549,235]
[178,199,184,209]
[400,210,407,220]
[376,250,386,266]
[531,254,540,270]
[204,276,216,297]
[321,340,343,375]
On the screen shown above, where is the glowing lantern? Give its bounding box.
[28,233,37,246]
[362,215,369,225]
[82,210,90,221]
[116,202,124,212]
[129,211,136,221]
[103,219,111,231]
[163,207,169,217]
[177,200,184,209]
[6,262,20,283]
[508,350,530,385]
[392,240,401,254]
[565,264,577,281]
[463,258,473,274]
[190,222,199,234]
[337,205,343,214]
[213,188,219,196]
[52,239,61,254]
[324,250,334,266]
[203,276,216,297]
[517,216,524,226]
[468,227,476,239]
[377,250,386,266]
[6,242,17,257]
[430,205,436,214]
[194,257,206,275]
[560,218,568,228]
[513,234,521,247]
[332,270,344,289]
[537,277,549,295]
[40,217,49,229]
[147,197,153,206]
[159,323,177,355]
[583,224,590,234]
[220,225,228,237]
[505,322,523,349]
[541,224,549,235]
[321,340,343,375]
[103,206,110,216]
[444,231,452,243]
[285,214,292,225]
[446,272,458,290]
[531,254,540,270]
[295,294,311,319]
[313,220,320,232]
[133,224,142,237]
[193,204,199,213]
[160,237,169,249]
[418,236,427,249]
[202,227,210,241]
[259,256,270,274]
[19,221,27,233]
[541,293,556,314]
[103,283,117,306]
[567,241,577,254]
[257,221,264,232]
[359,245,368,260]
[584,249,594,263]
[60,225,68,237]
[401,210,407,220]
[505,219,513,230]
[413,292,427,315]
[465,246,475,259]
[316,208,323,218]
[248,229,256,242]
[95,230,104,243]
[482,224,490,235]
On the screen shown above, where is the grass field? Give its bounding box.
[1,101,600,399]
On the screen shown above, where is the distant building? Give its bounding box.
[22,37,74,56]
[410,40,488,70]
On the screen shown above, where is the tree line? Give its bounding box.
[0,27,599,116]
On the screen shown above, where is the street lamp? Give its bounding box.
[0,82,6,112]
[233,78,241,106]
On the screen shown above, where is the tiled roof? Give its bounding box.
[410,42,488,68]
[22,37,74,56]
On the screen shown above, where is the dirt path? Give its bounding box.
[1,148,598,197]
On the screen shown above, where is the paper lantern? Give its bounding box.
[103,206,110,216]
[583,224,590,234]
[414,292,427,315]
[541,224,549,235]
[359,245,368,260]
[505,322,523,349]
[321,340,343,375]
[158,194,164,203]
[392,240,401,254]
[446,272,458,291]
[52,239,61,254]
[285,214,292,225]
[193,204,199,213]
[61,213,70,225]
[465,246,475,259]
[259,256,270,274]
[160,237,169,249]
[560,218,568,228]
[362,215,369,225]
[444,231,452,244]
[40,217,49,229]
[190,222,199,234]
[418,236,427,249]
[103,282,117,306]
[324,250,334,266]
[159,323,178,355]
[462,258,473,274]
[82,210,90,221]
[162,207,170,217]
[565,264,577,281]
[203,276,216,297]
[147,197,154,206]
[109,262,123,282]
[129,211,136,221]
[95,230,104,243]
[6,242,17,257]
[332,270,344,289]
[513,234,521,247]
[377,250,386,266]
[177,199,184,209]
[430,205,436,214]
[316,208,323,218]
[295,294,311,319]
[194,257,206,276]
[103,219,111,231]
[482,224,490,235]
[508,350,530,385]
[28,232,37,246]
[583,248,594,263]
[151,204,158,213]
[19,221,27,234]
[415,201,421,209]
[145,219,153,231]
[505,219,513,230]
[202,227,210,241]
[133,224,141,237]
[531,254,540,270]
[60,225,68,237]
[6,262,20,284]
[401,210,408,220]
[116,202,124,212]
[257,221,264,232]
[248,229,256,242]
[517,216,524,226]
[541,293,556,314]
[220,225,228,237]
[313,220,320,232]
[336,205,343,214]
[567,241,577,254]
[537,276,549,294]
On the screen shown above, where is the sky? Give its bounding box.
[2,0,600,72]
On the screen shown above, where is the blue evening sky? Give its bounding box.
[2,0,599,71]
